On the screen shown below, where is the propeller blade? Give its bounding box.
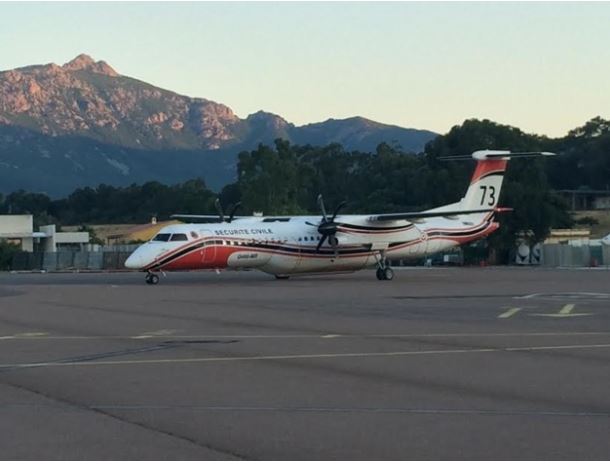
[214,198,225,223]
[305,221,320,227]
[227,202,242,223]
[316,234,327,252]
[331,201,347,221]
[317,194,328,222]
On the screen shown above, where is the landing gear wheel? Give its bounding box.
[275,275,290,280]
[383,267,394,281]
[376,268,385,280]
[145,273,159,285]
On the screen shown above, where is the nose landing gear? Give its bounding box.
[145,272,159,285]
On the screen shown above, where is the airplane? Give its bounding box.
[124,149,555,284]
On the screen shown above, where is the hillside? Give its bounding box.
[0,54,437,195]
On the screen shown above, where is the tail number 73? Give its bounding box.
[479,186,496,206]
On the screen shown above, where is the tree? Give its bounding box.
[0,240,19,270]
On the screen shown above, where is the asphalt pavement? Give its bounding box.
[0,267,609,459]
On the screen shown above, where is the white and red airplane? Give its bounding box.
[125,150,554,284]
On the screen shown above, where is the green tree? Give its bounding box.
[0,240,19,270]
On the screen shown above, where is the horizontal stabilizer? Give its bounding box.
[438,150,556,161]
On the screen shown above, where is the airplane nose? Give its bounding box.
[125,250,145,269]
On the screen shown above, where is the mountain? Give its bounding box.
[0,54,437,196]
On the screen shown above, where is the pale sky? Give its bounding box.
[1,2,609,137]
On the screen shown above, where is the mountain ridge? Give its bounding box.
[0,54,438,196]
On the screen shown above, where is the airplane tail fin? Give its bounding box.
[452,150,555,210]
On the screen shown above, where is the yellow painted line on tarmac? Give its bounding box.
[0,332,47,339]
[2,343,610,370]
[498,308,522,319]
[1,331,610,341]
[531,304,594,318]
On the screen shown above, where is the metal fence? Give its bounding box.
[11,251,134,271]
[541,244,610,267]
[7,244,610,271]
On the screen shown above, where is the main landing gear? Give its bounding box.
[145,272,159,285]
[375,253,394,281]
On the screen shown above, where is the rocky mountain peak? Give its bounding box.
[247,111,291,128]
[62,53,119,76]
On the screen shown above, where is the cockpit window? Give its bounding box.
[170,233,188,242]
[152,233,171,242]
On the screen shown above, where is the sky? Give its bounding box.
[1,1,609,137]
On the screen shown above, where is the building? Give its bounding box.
[0,215,90,252]
[38,224,90,252]
[557,189,610,211]
[543,228,592,245]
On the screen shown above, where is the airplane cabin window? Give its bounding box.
[169,233,188,242]
[152,233,171,242]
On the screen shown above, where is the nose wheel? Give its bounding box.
[145,273,159,285]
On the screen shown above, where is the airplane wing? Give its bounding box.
[367,208,496,222]
[171,214,248,220]
[170,214,293,222]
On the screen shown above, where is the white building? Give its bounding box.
[0,215,90,252]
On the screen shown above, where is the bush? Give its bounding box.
[0,240,20,270]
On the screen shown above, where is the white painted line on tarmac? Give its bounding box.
[132,329,178,339]
[498,308,522,319]
[2,343,610,370]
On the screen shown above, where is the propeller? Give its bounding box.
[215,198,242,223]
[227,202,242,223]
[306,194,347,254]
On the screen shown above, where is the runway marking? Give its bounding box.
[1,403,609,418]
[132,329,178,339]
[1,331,610,341]
[498,308,522,319]
[0,332,49,339]
[2,343,610,370]
[517,292,610,300]
[531,304,594,318]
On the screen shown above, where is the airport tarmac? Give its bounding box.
[0,267,609,459]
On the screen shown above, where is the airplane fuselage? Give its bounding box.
[125,212,498,277]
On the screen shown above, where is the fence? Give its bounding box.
[7,244,610,271]
[541,244,610,267]
[11,250,135,271]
